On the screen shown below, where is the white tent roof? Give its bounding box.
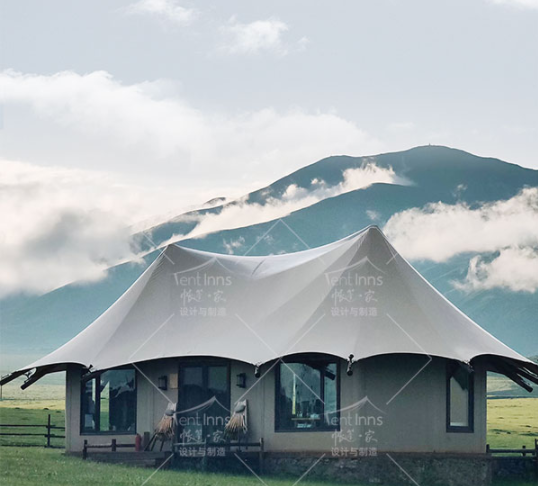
[4,226,537,389]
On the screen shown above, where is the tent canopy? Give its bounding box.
[3,226,537,390]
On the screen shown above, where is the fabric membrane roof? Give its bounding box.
[3,226,538,390]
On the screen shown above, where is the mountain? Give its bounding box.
[1,146,537,371]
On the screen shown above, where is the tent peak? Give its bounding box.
[162,226,382,263]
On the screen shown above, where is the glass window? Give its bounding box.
[276,359,339,431]
[447,363,474,432]
[81,368,136,434]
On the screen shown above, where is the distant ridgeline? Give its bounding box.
[2,146,538,369]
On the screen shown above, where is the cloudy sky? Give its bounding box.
[1,0,537,295]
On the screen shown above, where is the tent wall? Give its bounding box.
[65,355,487,454]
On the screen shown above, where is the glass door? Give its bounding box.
[177,362,230,445]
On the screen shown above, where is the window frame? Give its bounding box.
[274,355,340,433]
[80,366,137,436]
[446,361,474,434]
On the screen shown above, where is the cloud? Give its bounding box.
[160,162,405,245]
[124,0,198,25]
[1,70,381,189]
[384,187,538,292]
[487,0,538,9]
[454,247,538,293]
[384,187,538,262]
[219,17,305,56]
[366,210,381,221]
[0,158,402,294]
[0,159,210,297]
[0,161,132,296]
[223,237,246,255]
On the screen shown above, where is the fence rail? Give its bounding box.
[0,414,65,448]
[82,439,135,459]
[487,440,538,480]
[487,440,538,457]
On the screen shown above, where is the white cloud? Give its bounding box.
[0,161,132,296]
[160,163,405,245]
[454,247,538,293]
[0,70,381,188]
[124,0,198,26]
[487,0,538,9]
[0,159,211,297]
[383,187,538,292]
[366,210,381,221]
[0,159,401,294]
[0,69,386,294]
[384,187,538,262]
[223,237,246,255]
[219,17,304,56]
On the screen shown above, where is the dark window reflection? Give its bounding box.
[81,368,136,434]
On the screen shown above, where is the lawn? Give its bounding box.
[487,397,538,449]
[0,447,534,486]
[0,383,65,448]
[1,447,336,486]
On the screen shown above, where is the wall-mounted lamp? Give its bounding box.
[158,375,168,390]
[346,354,355,376]
[236,373,247,388]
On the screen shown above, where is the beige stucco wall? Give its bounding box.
[65,355,487,454]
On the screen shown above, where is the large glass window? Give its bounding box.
[81,368,136,434]
[446,362,474,433]
[276,358,339,431]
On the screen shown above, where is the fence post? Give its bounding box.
[535,439,537,480]
[46,414,51,448]
[83,440,88,459]
[111,438,117,452]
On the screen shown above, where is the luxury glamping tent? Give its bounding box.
[2,226,537,483]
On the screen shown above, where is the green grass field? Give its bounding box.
[0,447,534,486]
[0,382,536,485]
[487,398,538,449]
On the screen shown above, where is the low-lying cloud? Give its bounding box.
[0,159,401,296]
[384,187,538,292]
[0,160,202,297]
[454,247,538,293]
[161,162,405,244]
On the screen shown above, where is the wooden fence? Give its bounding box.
[487,440,538,479]
[82,439,135,459]
[487,439,538,457]
[0,413,65,447]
